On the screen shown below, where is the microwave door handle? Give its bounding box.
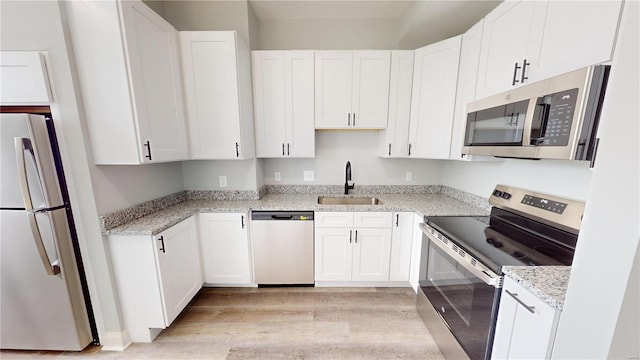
[532,102,551,145]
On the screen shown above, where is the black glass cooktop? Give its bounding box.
[425,208,577,274]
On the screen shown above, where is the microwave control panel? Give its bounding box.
[539,88,579,146]
[521,194,568,214]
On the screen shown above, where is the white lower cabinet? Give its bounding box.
[492,276,561,359]
[198,213,252,285]
[315,212,393,283]
[389,212,415,281]
[108,216,202,342]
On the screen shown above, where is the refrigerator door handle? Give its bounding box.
[15,137,36,211]
[15,138,61,276]
[27,213,61,275]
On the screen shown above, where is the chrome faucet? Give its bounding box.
[345,161,355,195]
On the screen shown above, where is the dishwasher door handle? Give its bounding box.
[271,215,294,220]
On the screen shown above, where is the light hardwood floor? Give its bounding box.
[1,287,444,359]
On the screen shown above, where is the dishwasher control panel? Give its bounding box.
[251,211,314,221]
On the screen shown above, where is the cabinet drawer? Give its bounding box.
[315,212,354,228]
[353,212,393,228]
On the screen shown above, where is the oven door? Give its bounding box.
[419,224,502,360]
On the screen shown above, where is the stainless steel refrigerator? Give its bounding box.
[0,113,96,350]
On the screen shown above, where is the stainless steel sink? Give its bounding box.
[317,196,381,205]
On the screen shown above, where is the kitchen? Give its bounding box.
[0,0,637,359]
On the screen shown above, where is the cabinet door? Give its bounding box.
[408,36,462,159]
[389,213,414,282]
[492,277,560,359]
[252,51,287,157]
[119,0,188,163]
[181,31,251,159]
[351,51,391,129]
[315,51,353,129]
[154,217,201,326]
[532,1,622,82]
[352,228,392,282]
[450,20,483,160]
[379,51,413,158]
[314,228,353,281]
[285,51,315,157]
[0,51,51,105]
[199,213,251,284]
[475,1,546,99]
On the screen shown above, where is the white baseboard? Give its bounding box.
[314,281,410,287]
[203,283,258,288]
[99,330,131,352]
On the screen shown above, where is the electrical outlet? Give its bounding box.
[406,172,413,182]
[275,172,281,182]
[303,170,314,182]
[219,176,227,187]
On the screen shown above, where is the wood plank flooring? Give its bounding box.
[1,287,444,359]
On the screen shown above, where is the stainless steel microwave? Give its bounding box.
[462,65,609,161]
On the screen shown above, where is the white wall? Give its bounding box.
[257,18,400,50]
[182,159,259,190]
[163,0,253,46]
[1,0,126,346]
[551,2,639,358]
[441,159,593,200]
[262,131,444,185]
[91,163,184,214]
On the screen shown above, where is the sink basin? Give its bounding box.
[317,196,381,205]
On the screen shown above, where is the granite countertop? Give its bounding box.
[104,192,489,236]
[502,266,571,311]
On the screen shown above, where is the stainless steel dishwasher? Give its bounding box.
[251,211,314,285]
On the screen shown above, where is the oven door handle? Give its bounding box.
[420,223,502,288]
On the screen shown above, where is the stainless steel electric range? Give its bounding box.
[417,185,585,360]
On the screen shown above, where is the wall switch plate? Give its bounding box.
[406,172,413,182]
[275,172,281,182]
[219,175,227,187]
[303,170,314,182]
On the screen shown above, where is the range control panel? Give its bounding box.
[521,195,567,214]
[489,184,586,234]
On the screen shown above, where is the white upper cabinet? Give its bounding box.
[252,51,315,158]
[475,1,545,99]
[531,1,623,82]
[407,36,462,159]
[66,0,188,165]
[315,51,391,129]
[378,51,414,158]
[450,20,484,160]
[180,31,255,160]
[476,0,622,99]
[0,51,52,105]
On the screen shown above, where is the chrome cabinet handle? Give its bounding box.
[353,113,356,126]
[158,236,166,253]
[505,289,536,314]
[348,113,351,126]
[143,140,152,160]
[15,138,60,275]
[512,62,522,86]
[521,59,530,83]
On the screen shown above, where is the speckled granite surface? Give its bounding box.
[502,266,571,311]
[98,192,186,233]
[103,192,489,236]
